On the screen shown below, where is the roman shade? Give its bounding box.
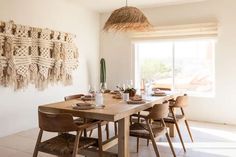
[130,22,218,40]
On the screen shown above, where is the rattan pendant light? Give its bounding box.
[103,0,152,32]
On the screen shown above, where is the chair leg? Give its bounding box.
[114,121,118,135]
[105,123,110,140]
[147,119,152,146]
[89,129,93,137]
[136,112,140,152]
[175,122,186,152]
[72,131,82,157]
[83,118,88,137]
[170,107,186,152]
[150,134,160,157]
[136,138,139,152]
[84,129,87,137]
[146,122,160,157]
[181,107,194,142]
[185,120,194,142]
[33,130,43,157]
[98,122,103,157]
[165,133,176,157]
[130,115,133,124]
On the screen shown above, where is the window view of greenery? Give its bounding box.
[141,59,172,80]
[138,42,173,89]
[137,40,215,96]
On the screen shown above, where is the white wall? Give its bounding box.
[100,0,236,125]
[0,0,100,137]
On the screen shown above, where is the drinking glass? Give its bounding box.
[88,84,94,96]
[130,80,133,88]
[100,83,106,93]
[122,93,129,102]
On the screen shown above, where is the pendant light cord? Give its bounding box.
[126,0,128,6]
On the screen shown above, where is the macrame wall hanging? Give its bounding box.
[0,21,78,90]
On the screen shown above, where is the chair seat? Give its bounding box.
[38,133,98,156]
[130,123,167,139]
[164,115,185,123]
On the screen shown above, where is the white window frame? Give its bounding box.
[132,38,216,98]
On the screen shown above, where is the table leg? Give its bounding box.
[118,116,130,157]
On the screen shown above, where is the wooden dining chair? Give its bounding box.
[33,110,103,157]
[130,101,176,157]
[164,94,194,152]
[64,94,110,140]
[130,86,171,125]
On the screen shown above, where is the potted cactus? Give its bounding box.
[100,58,106,90]
[124,88,136,97]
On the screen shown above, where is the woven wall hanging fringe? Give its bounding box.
[0,21,78,90]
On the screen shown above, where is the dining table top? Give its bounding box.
[39,92,180,122]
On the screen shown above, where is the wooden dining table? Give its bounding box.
[39,92,180,157]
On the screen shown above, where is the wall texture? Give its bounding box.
[0,0,100,137]
[100,0,236,125]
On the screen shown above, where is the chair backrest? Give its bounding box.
[64,94,84,101]
[174,94,188,108]
[148,101,169,120]
[38,110,78,132]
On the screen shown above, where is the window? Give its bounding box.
[135,39,215,97]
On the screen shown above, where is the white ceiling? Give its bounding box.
[77,0,206,12]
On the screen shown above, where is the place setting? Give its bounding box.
[72,97,105,110]
[151,90,167,97]
[72,102,95,110]
[111,83,147,105]
[127,95,146,104]
[72,86,106,110]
